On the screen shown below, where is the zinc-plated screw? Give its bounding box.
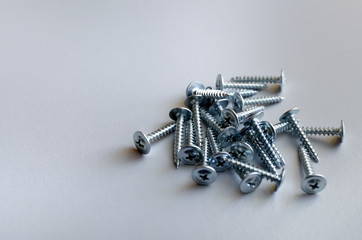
[225,158,286,192]
[192,137,218,185]
[280,108,320,162]
[206,127,232,172]
[169,107,192,168]
[133,121,176,154]
[222,106,265,128]
[231,69,286,90]
[200,108,237,148]
[228,141,254,161]
[216,74,268,91]
[298,145,327,194]
[178,119,203,165]
[184,95,205,148]
[234,168,263,193]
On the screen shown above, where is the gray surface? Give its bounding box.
[1,1,362,239]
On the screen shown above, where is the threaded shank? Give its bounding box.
[202,137,209,165]
[232,75,281,84]
[193,89,230,99]
[192,102,203,147]
[244,96,284,107]
[200,108,223,134]
[224,89,259,98]
[206,128,220,154]
[236,106,265,122]
[173,116,185,165]
[273,122,290,134]
[301,126,340,136]
[248,137,278,174]
[298,145,315,176]
[147,122,176,143]
[224,82,268,90]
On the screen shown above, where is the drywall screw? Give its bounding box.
[169,107,192,168]
[133,121,176,154]
[178,119,203,165]
[184,95,205,148]
[279,108,320,162]
[222,106,265,128]
[192,137,218,185]
[225,158,286,192]
[206,127,232,172]
[228,141,254,161]
[231,69,286,90]
[298,145,327,194]
[234,168,262,194]
[200,108,237,148]
[216,74,268,91]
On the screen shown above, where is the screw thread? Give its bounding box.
[223,82,268,90]
[224,89,259,98]
[206,127,220,154]
[193,88,230,99]
[147,121,177,143]
[244,96,284,107]
[301,126,341,137]
[273,122,290,134]
[202,136,209,165]
[173,115,186,167]
[270,142,286,167]
[288,115,319,162]
[298,145,315,176]
[184,119,195,146]
[236,106,265,123]
[200,108,223,134]
[192,101,203,147]
[231,75,281,84]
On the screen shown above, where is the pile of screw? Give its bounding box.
[133,70,344,194]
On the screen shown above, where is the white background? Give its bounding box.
[1,1,362,239]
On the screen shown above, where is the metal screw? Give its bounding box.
[225,158,286,192]
[200,108,237,148]
[234,168,263,194]
[133,121,176,154]
[184,95,205,148]
[224,89,259,98]
[169,107,192,168]
[231,69,286,90]
[298,145,327,194]
[206,127,232,172]
[192,137,218,185]
[222,106,265,128]
[216,74,268,91]
[228,141,254,161]
[279,108,320,162]
[178,119,203,165]
[208,99,230,117]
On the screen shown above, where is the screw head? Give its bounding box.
[133,131,151,154]
[217,126,238,148]
[279,107,300,122]
[209,99,230,116]
[186,81,205,97]
[259,121,276,142]
[221,109,239,128]
[339,120,345,143]
[215,74,225,90]
[184,95,206,109]
[229,141,254,161]
[240,172,263,193]
[178,145,203,165]
[274,168,286,192]
[279,69,286,90]
[301,174,327,194]
[192,165,218,185]
[169,107,192,121]
[209,152,232,172]
[228,92,244,112]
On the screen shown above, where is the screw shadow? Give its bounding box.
[113,147,145,164]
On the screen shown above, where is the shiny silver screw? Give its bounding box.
[228,141,254,162]
[192,137,218,185]
[206,127,233,172]
[279,108,320,162]
[133,121,176,154]
[184,95,205,148]
[231,69,286,90]
[298,145,327,194]
[216,74,268,91]
[169,107,192,168]
[234,168,263,194]
[178,119,203,165]
[208,99,230,117]
[222,106,265,128]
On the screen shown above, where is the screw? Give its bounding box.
[200,108,237,148]
[169,107,192,168]
[298,120,345,143]
[206,127,233,172]
[184,95,205,148]
[216,74,268,91]
[225,158,286,192]
[133,121,176,154]
[298,145,327,194]
[192,137,218,185]
[279,108,320,162]
[228,141,254,161]
[234,168,263,193]
[222,106,265,128]
[178,119,203,165]
[224,89,259,98]
[231,69,286,90]
[208,99,230,117]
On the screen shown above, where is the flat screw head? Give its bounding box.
[221,109,239,128]
[279,107,300,122]
[280,69,286,88]
[217,126,238,148]
[229,141,254,161]
[240,172,263,193]
[169,107,192,121]
[215,74,225,91]
[133,131,151,154]
[340,120,345,143]
[274,168,286,192]
[228,92,244,112]
[301,174,327,194]
[178,145,203,165]
[209,152,232,172]
[192,165,218,185]
[186,81,205,97]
